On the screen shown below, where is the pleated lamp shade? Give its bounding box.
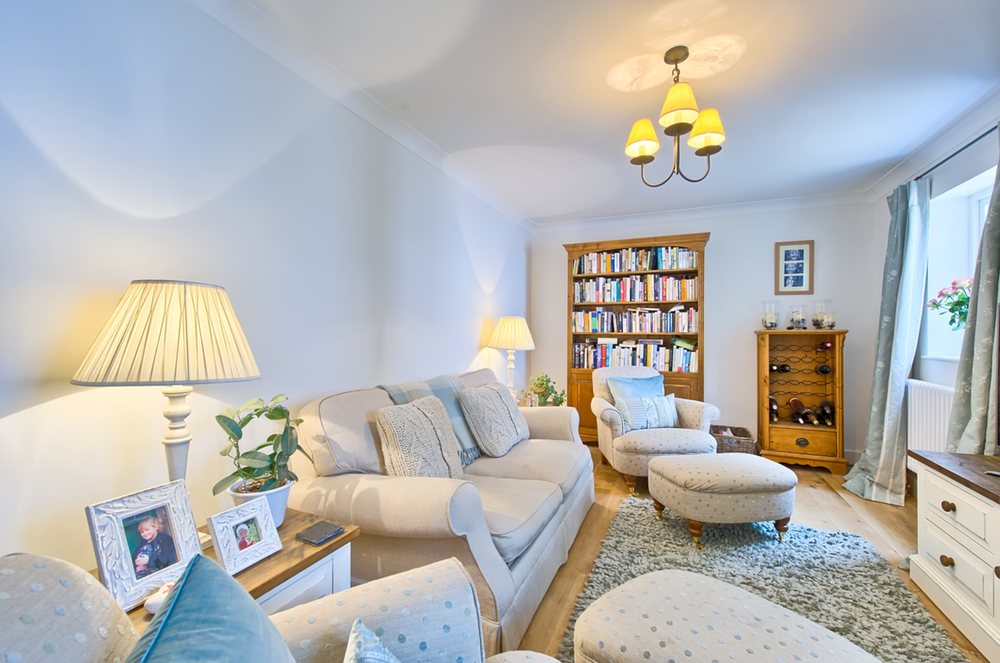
[72,280,260,386]
[488,316,535,351]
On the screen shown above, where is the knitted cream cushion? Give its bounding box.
[457,382,530,457]
[376,396,463,479]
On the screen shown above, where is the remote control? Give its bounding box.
[985,470,1000,477]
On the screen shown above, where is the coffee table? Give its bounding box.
[125,508,358,632]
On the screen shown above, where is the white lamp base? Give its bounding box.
[161,385,193,482]
[505,349,517,397]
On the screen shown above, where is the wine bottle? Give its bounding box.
[769,363,779,372]
[816,364,832,374]
[818,399,835,426]
[777,364,792,373]
[788,398,819,425]
[816,341,833,351]
[768,395,779,422]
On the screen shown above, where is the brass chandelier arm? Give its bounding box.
[638,134,712,188]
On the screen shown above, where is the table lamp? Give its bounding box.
[487,316,535,396]
[71,280,260,482]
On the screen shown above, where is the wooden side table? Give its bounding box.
[125,509,358,632]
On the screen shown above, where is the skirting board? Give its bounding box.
[910,553,1000,663]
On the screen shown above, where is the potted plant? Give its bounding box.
[213,395,313,527]
[520,374,567,406]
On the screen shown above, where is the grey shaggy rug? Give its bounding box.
[557,497,968,663]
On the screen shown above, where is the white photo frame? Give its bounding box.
[85,480,201,611]
[206,496,282,575]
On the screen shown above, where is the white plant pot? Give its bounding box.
[227,480,294,528]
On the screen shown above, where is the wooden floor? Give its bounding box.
[518,446,988,662]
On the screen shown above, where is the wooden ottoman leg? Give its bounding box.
[652,499,665,521]
[623,475,638,497]
[686,519,705,549]
[599,452,608,465]
[774,517,791,543]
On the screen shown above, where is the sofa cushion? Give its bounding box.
[304,388,393,476]
[344,619,401,663]
[376,396,464,479]
[606,375,665,405]
[613,428,717,456]
[616,394,678,433]
[463,475,561,563]
[125,555,293,662]
[464,439,592,500]
[593,366,662,403]
[457,381,530,457]
[457,368,498,389]
[0,553,138,662]
[379,375,480,466]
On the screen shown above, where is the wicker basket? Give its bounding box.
[710,425,756,454]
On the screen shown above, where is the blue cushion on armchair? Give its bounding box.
[124,554,294,663]
[606,375,664,405]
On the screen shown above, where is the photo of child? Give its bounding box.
[123,507,179,580]
[234,518,262,550]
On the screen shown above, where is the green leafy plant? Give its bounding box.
[212,395,313,496]
[927,278,972,331]
[520,374,567,406]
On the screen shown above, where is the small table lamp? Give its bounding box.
[487,316,535,397]
[71,280,260,482]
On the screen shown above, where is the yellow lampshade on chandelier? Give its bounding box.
[625,45,726,187]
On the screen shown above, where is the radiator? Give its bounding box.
[905,379,955,469]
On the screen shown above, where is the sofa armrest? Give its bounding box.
[675,398,721,432]
[288,474,515,624]
[519,406,582,443]
[591,397,624,440]
[272,558,487,663]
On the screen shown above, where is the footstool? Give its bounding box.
[648,453,797,547]
[573,569,882,663]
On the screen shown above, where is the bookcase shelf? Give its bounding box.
[756,329,848,475]
[564,233,709,443]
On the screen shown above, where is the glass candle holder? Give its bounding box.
[788,303,808,330]
[822,311,837,330]
[761,300,779,329]
[811,299,827,329]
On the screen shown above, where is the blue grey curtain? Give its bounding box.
[844,180,929,505]
[947,125,999,455]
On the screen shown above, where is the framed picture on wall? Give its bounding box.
[206,496,282,575]
[775,240,814,295]
[85,480,201,610]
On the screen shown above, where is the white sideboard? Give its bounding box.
[909,450,1000,663]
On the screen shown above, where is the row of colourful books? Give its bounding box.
[571,339,698,372]
[573,275,698,303]
[572,307,698,334]
[572,246,698,275]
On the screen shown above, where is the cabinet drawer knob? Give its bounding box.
[940,501,957,513]
[939,555,955,568]
[795,438,809,447]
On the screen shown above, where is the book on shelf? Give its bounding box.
[572,246,699,276]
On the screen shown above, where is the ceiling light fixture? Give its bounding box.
[625,45,726,187]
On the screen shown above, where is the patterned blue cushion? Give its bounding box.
[616,394,677,433]
[124,555,293,663]
[344,619,401,663]
[606,375,664,405]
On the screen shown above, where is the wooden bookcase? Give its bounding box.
[564,233,709,443]
[755,329,848,475]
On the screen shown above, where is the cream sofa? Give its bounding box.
[289,368,595,656]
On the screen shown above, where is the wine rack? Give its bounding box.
[756,329,848,475]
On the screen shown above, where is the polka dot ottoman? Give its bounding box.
[573,569,882,663]
[647,454,797,547]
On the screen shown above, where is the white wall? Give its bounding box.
[529,201,890,462]
[0,1,529,567]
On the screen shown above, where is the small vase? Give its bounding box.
[228,479,294,527]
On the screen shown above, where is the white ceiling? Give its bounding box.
[206,0,1000,226]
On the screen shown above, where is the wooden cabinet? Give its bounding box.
[908,451,1000,663]
[756,329,848,475]
[565,233,708,443]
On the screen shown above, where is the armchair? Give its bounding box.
[590,366,720,495]
[0,552,556,663]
